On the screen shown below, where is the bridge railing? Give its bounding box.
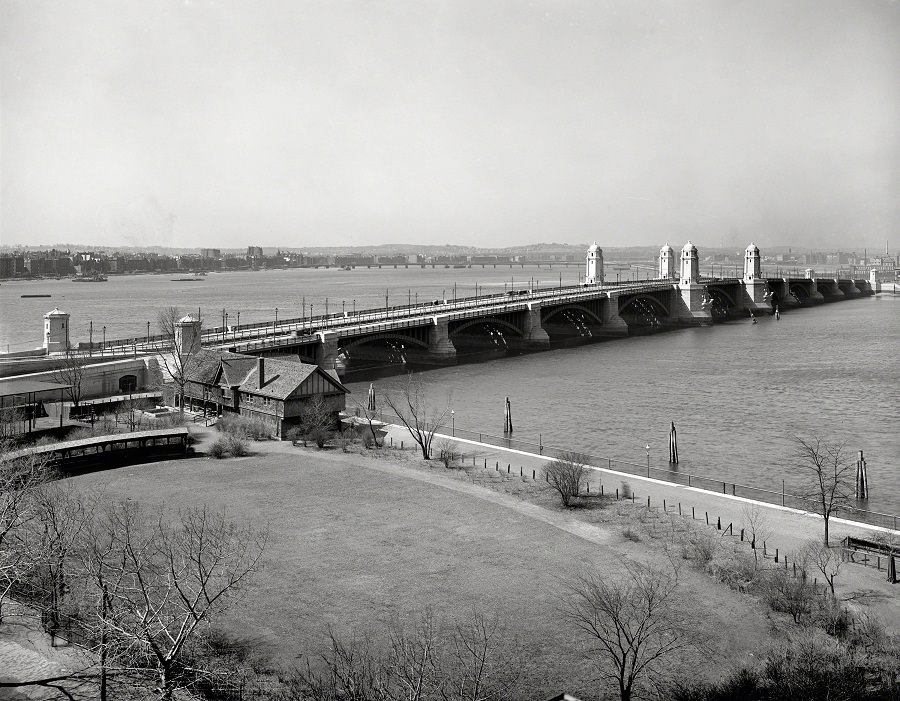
[374,410,899,532]
[97,279,680,351]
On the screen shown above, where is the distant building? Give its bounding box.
[200,248,221,260]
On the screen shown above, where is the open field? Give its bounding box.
[64,440,780,699]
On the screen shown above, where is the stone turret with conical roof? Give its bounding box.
[175,314,202,355]
[43,307,70,353]
[743,243,761,281]
[658,243,675,280]
[585,242,604,284]
[679,241,699,285]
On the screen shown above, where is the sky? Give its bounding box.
[1,1,898,251]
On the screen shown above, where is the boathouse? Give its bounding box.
[181,349,349,438]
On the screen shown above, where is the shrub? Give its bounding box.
[208,437,229,459]
[436,439,458,468]
[762,569,814,624]
[362,432,379,449]
[620,481,632,499]
[309,428,331,449]
[217,413,270,440]
[706,551,759,592]
[544,451,588,507]
[682,533,719,567]
[226,434,249,457]
[285,426,303,445]
[622,527,642,542]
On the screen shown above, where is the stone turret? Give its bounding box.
[174,314,202,355]
[679,241,699,285]
[43,308,70,353]
[743,243,761,281]
[658,243,675,280]
[585,242,604,284]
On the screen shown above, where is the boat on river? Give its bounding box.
[72,274,108,282]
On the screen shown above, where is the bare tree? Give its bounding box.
[31,485,90,639]
[348,396,383,448]
[741,504,773,568]
[80,500,267,700]
[435,439,459,468]
[382,375,451,460]
[562,563,696,701]
[792,436,855,545]
[301,395,336,448]
[50,351,88,415]
[801,539,842,596]
[387,611,440,701]
[544,452,589,507]
[438,606,522,701]
[157,306,201,416]
[0,450,50,621]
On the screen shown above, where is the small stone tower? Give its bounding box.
[680,241,699,285]
[43,308,70,354]
[174,314,202,355]
[585,242,604,284]
[658,244,676,279]
[743,243,761,281]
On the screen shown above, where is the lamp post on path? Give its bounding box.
[451,410,455,437]
[646,444,651,477]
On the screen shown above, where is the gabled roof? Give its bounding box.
[185,350,349,401]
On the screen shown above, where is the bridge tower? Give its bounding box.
[175,314,202,355]
[742,243,772,312]
[674,242,711,325]
[658,244,675,280]
[585,243,604,284]
[679,241,699,284]
[743,243,761,281]
[43,307,70,354]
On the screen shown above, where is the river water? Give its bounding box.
[2,268,897,514]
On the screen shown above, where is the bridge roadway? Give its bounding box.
[92,275,873,372]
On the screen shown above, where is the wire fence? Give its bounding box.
[375,411,899,533]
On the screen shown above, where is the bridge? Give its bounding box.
[92,273,874,376]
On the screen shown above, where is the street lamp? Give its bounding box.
[102,326,106,351]
[275,307,278,323]
[451,409,455,436]
[645,444,651,476]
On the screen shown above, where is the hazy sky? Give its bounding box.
[2,1,898,250]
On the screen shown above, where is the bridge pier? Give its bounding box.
[316,332,346,376]
[599,294,630,336]
[741,279,771,314]
[674,284,713,325]
[514,303,551,350]
[424,316,457,365]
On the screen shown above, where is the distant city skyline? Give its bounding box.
[2,1,898,251]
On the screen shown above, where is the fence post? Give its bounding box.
[705,512,709,525]
[740,528,744,542]
[484,458,487,468]
[507,464,510,473]
[678,502,682,516]
[663,499,666,512]
[532,470,535,479]
[692,506,695,520]
[717,516,721,530]
[782,479,785,507]
[775,548,779,563]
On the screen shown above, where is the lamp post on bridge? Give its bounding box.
[146,321,150,346]
[451,409,455,437]
[645,444,651,477]
[275,307,278,323]
[102,326,106,355]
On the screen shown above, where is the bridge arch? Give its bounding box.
[450,318,525,338]
[341,332,430,354]
[618,294,671,317]
[789,283,810,302]
[542,304,604,326]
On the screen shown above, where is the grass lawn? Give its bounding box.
[68,443,775,700]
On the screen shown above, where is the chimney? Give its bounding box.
[257,357,265,389]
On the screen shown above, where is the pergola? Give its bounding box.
[0,379,71,436]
